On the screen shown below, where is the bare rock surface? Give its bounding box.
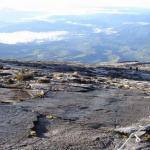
[0,105,36,149]
[0,60,149,150]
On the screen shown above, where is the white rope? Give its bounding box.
[117,116,150,150]
[117,126,143,150]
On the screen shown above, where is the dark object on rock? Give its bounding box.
[136,67,139,71]
[87,123,103,129]
[38,77,50,83]
[0,64,3,69]
[6,79,14,84]
[95,137,100,141]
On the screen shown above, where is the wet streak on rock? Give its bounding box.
[30,114,49,138]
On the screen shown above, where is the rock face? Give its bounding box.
[0,60,150,150]
[0,105,36,149]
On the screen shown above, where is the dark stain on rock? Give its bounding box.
[30,114,49,138]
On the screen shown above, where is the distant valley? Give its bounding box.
[0,8,150,63]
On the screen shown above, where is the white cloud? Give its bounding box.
[19,15,57,23]
[93,27,118,35]
[65,21,118,35]
[0,31,69,44]
[138,22,150,25]
[105,28,118,35]
[93,9,140,15]
[93,28,103,33]
[123,21,150,26]
[66,21,93,27]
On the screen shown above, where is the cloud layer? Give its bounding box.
[123,22,150,26]
[93,27,118,35]
[0,31,69,44]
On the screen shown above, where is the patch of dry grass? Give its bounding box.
[15,70,34,81]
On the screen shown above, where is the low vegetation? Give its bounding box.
[15,70,34,81]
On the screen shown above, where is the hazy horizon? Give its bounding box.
[0,1,150,63]
[0,0,150,14]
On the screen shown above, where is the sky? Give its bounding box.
[0,0,150,15]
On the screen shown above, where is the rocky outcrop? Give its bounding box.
[0,60,149,149]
